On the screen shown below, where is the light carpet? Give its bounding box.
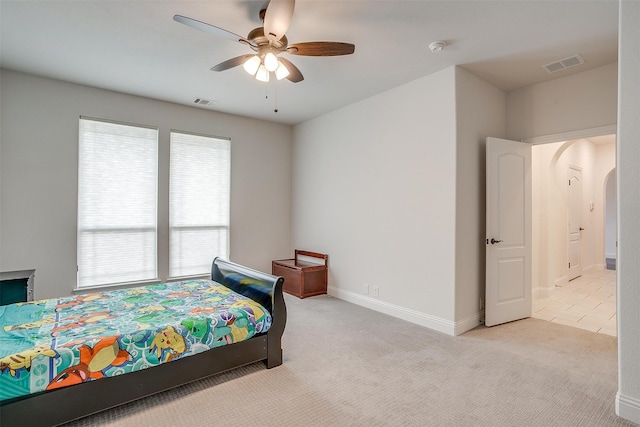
[64,294,635,426]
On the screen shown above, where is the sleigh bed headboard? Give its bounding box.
[212,257,282,315]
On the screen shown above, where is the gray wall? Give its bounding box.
[506,63,617,141]
[616,0,640,422]
[292,67,460,334]
[291,66,508,335]
[453,67,507,331]
[0,70,293,299]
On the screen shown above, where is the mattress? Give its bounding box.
[0,279,272,401]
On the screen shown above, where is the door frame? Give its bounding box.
[567,164,583,281]
[524,124,616,297]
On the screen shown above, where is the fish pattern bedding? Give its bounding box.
[0,279,272,401]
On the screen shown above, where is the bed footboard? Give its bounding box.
[211,257,287,368]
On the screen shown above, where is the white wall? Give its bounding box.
[507,63,618,141]
[453,67,506,331]
[595,142,617,262]
[604,167,617,260]
[616,0,640,422]
[292,67,459,334]
[0,70,293,299]
[531,141,564,293]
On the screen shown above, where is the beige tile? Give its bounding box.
[599,328,618,337]
[591,307,616,321]
[579,285,608,295]
[570,295,604,309]
[588,292,614,303]
[534,270,617,335]
[548,293,567,302]
[597,285,616,295]
[595,301,617,313]
[532,300,548,312]
[578,315,616,330]
[538,307,584,322]
[573,323,602,333]
[538,300,573,311]
[551,317,600,333]
[567,304,613,319]
[557,292,588,303]
[531,312,555,322]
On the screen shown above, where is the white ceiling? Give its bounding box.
[0,0,619,125]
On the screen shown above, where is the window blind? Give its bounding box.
[77,117,158,287]
[169,131,230,277]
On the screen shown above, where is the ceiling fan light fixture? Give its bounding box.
[275,61,290,80]
[264,52,279,72]
[243,55,261,75]
[176,1,355,86]
[256,64,270,82]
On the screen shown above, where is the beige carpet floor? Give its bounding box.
[64,294,636,426]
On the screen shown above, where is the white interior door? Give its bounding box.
[485,137,532,327]
[568,166,583,280]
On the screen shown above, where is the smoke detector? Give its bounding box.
[429,41,447,53]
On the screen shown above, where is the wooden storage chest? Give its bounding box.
[272,250,328,298]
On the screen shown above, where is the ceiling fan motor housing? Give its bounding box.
[248,27,288,50]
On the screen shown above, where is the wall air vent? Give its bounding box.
[193,98,216,106]
[543,55,584,73]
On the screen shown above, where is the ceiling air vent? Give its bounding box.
[543,55,584,73]
[193,98,216,106]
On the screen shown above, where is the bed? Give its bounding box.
[0,258,286,426]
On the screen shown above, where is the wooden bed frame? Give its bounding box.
[0,258,287,426]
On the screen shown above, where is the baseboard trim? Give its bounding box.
[454,313,484,336]
[327,285,457,336]
[533,285,556,299]
[616,392,640,424]
[584,264,604,274]
[553,275,569,287]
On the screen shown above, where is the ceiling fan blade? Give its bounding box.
[211,54,255,72]
[286,42,355,56]
[278,57,304,83]
[173,15,256,47]
[263,0,295,42]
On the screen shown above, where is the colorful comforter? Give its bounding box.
[0,279,272,401]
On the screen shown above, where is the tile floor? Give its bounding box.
[532,268,617,337]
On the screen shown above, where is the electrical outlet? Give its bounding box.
[364,283,369,295]
[372,285,379,297]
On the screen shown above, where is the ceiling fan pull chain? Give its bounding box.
[274,83,279,113]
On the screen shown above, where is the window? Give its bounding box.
[77,117,158,288]
[169,131,230,277]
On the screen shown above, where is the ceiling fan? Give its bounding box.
[173,0,355,83]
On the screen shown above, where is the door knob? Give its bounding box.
[579,227,585,231]
[490,238,503,244]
